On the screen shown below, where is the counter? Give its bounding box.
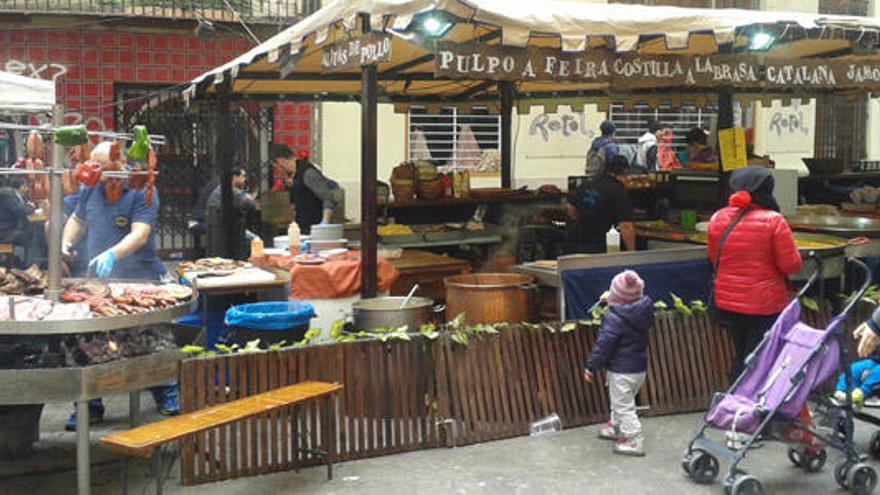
[513,246,710,321]
[388,250,470,304]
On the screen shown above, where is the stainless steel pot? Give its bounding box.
[352,296,438,332]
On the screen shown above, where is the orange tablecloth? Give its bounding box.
[265,251,398,299]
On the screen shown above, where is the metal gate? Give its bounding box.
[114,85,274,258]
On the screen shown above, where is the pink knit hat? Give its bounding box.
[607,270,645,306]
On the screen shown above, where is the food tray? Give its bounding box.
[424,230,465,242]
[0,299,195,335]
[379,233,424,244]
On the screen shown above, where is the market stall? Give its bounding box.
[0,93,196,494]
[179,0,880,303]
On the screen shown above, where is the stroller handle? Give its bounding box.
[841,256,873,317]
[796,251,822,299]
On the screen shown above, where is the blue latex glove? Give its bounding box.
[320,220,329,225]
[88,250,116,278]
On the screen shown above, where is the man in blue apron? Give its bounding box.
[61,176,178,429]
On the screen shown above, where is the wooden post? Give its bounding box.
[216,82,238,259]
[499,81,514,189]
[715,41,735,207]
[716,91,733,206]
[360,14,379,299]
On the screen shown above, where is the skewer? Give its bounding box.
[0,123,167,146]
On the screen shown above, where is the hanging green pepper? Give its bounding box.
[127,125,151,161]
[53,125,88,147]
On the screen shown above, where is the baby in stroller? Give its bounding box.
[832,348,880,411]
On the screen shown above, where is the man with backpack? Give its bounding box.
[585,120,620,178]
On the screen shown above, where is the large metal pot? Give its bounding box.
[790,232,848,281]
[787,214,880,259]
[352,296,436,331]
[444,273,537,325]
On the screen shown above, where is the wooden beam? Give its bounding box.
[499,81,514,189]
[239,71,445,81]
[456,80,497,100]
[361,15,379,299]
[215,82,240,260]
[378,30,502,79]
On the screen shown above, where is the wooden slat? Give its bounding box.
[179,354,196,485]
[433,337,453,447]
[523,329,548,416]
[216,357,229,479]
[474,338,497,440]
[499,331,525,433]
[515,329,540,421]
[194,358,207,479]
[450,337,476,444]
[488,334,513,437]
[228,356,240,477]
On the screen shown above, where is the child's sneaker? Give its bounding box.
[853,389,865,410]
[598,421,619,441]
[829,390,848,407]
[613,434,645,456]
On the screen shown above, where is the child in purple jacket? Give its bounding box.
[583,270,654,456]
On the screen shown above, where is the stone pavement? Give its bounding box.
[2,395,879,494]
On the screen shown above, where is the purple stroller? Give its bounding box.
[682,258,877,495]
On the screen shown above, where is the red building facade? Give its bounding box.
[0,28,311,149]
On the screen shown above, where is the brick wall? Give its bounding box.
[0,27,311,150]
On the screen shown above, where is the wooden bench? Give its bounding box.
[101,380,343,494]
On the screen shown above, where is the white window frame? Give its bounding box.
[407,106,501,174]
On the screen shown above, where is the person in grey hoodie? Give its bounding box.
[635,120,662,172]
[584,270,654,456]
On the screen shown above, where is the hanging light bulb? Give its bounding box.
[749,31,775,51]
[419,14,453,38]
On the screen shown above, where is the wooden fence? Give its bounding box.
[179,306,840,485]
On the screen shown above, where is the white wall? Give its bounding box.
[320,102,406,221]
[321,101,609,216]
[869,0,880,160]
[752,99,815,174]
[752,0,819,174]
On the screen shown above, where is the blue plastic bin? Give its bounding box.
[224,301,315,347]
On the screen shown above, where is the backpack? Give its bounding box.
[585,147,605,178]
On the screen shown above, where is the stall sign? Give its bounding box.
[434,42,758,87]
[322,33,392,72]
[434,42,880,90]
[763,60,880,89]
[718,127,747,172]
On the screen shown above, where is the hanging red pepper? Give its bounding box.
[74,161,103,188]
[144,148,157,206]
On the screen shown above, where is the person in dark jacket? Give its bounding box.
[270,144,338,235]
[0,177,34,262]
[583,270,653,457]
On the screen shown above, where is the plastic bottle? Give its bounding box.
[606,226,620,253]
[529,413,562,436]
[288,221,301,256]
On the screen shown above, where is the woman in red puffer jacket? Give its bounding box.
[707,166,802,382]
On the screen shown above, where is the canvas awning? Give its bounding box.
[183,0,880,108]
[0,70,56,114]
[183,0,880,298]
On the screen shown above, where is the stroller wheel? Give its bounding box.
[802,448,827,473]
[787,447,802,467]
[729,475,764,495]
[870,431,880,459]
[836,460,853,489]
[687,449,720,484]
[847,463,878,495]
[681,451,694,475]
